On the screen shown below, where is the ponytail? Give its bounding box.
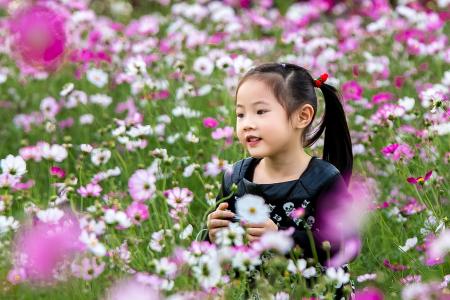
[305,83,353,186]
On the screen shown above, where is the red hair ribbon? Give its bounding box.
[314,73,328,88]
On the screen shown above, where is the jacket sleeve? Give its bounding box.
[280,173,353,264]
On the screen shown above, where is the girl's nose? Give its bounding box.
[242,118,256,131]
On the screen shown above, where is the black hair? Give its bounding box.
[234,62,353,185]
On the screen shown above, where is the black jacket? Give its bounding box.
[204,156,352,264]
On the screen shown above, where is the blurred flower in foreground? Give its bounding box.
[9,4,67,72]
[425,229,450,266]
[316,173,375,267]
[8,208,83,284]
[105,277,162,300]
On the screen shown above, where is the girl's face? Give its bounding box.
[235,79,300,158]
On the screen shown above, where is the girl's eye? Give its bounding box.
[257,110,267,115]
[236,113,244,118]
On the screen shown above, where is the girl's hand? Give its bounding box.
[244,219,278,242]
[207,202,235,243]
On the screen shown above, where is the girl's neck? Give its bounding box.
[254,149,312,183]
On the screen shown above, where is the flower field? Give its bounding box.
[0,0,449,299]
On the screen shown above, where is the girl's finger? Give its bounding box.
[244,222,265,228]
[208,219,230,229]
[246,234,260,242]
[211,210,235,220]
[217,202,228,211]
[246,228,264,236]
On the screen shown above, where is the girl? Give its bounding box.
[203,62,355,294]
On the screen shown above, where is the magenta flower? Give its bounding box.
[407,170,432,187]
[163,187,194,209]
[381,143,414,161]
[126,201,149,224]
[10,209,83,283]
[353,287,384,300]
[50,166,66,179]
[128,169,156,202]
[202,117,219,128]
[383,259,409,271]
[372,92,394,104]
[9,4,67,72]
[341,80,363,101]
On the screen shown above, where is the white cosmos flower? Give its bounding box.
[0,216,19,235]
[192,255,221,290]
[1,154,27,177]
[36,208,64,223]
[216,222,245,246]
[80,144,93,153]
[179,224,193,240]
[193,56,214,76]
[79,231,106,257]
[399,236,418,252]
[90,94,112,107]
[60,82,74,96]
[79,114,94,124]
[91,148,111,166]
[41,143,68,162]
[326,267,350,288]
[86,68,108,88]
[125,56,147,77]
[236,194,270,224]
[398,96,415,111]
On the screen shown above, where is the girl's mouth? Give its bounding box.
[246,137,262,147]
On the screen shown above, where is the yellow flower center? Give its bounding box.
[249,207,256,214]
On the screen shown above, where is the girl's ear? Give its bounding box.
[293,104,314,129]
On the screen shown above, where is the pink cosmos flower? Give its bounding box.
[50,166,66,179]
[126,201,149,224]
[202,117,219,128]
[7,267,27,285]
[9,4,66,72]
[341,80,363,101]
[10,209,83,283]
[401,198,426,215]
[71,257,105,280]
[128,169,156,202]
[381,143,414,161]
[203,156,232,177]
[12,179,35,191]
[211,126,234,145]
[163,187,194,209]
[77,182,102,198]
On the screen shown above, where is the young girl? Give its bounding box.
[204,62,354,288]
